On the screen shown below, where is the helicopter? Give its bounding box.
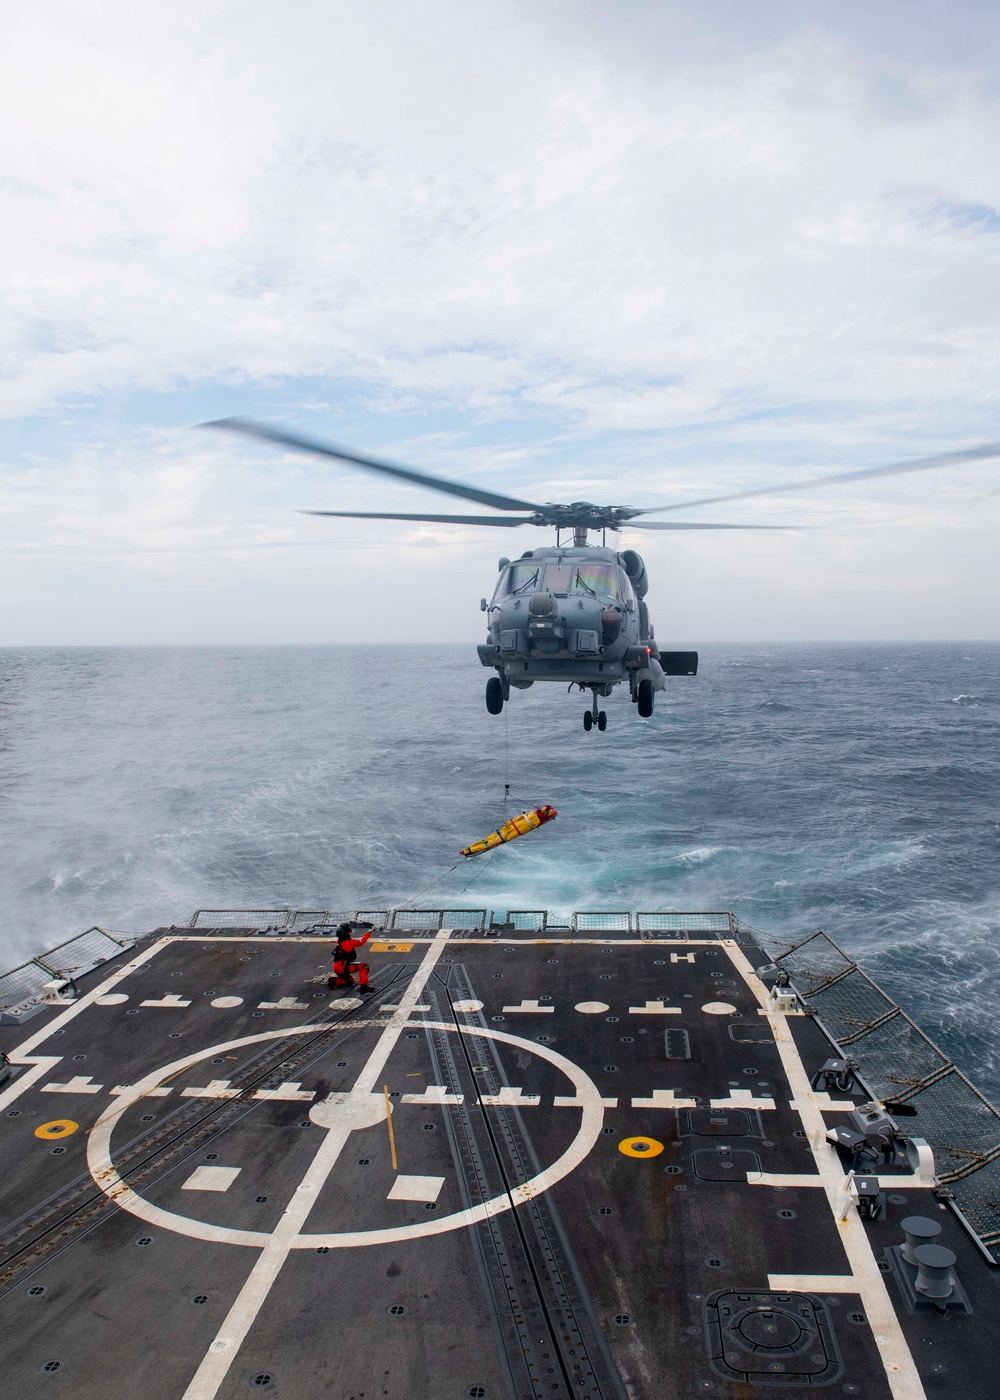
[205,419,1000,731]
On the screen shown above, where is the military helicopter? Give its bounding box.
[206,420,1000,731]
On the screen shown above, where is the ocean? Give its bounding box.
[1,642,998,1096]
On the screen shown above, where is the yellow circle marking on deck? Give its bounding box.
[35,1119,79,1140]
[619,1136,664,1159]
[371,942,412,953]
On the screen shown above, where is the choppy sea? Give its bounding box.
[1,643,998,1095]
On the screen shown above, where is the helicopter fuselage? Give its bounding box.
[477,544,695,726]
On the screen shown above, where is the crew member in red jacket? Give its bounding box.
[329,923,373,993]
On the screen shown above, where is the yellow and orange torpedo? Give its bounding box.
[461,805,558,858]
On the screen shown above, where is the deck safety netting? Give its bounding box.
[808,969,899,1045]
[0,961,52,1012]
[190,909,289,929]
[35,928,129,980]
[758,925,1000,1255]
[636,912,734,931]
[572,911,632,931]
[504,911,547,930]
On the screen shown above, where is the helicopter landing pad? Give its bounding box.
[0,930,997,1399]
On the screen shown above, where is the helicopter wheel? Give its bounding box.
[583,710,593,731]
[637,679,654,718]
[486,677,504,715]
[597,710,607,731]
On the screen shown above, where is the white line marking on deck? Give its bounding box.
[554,1095,618,1108]
[747,1171,824,1187]
[177,930,454,1400]
[628,1001,681,1015]
[41,1076,103,1094]
[630,1089,697,1109]
[481,1087,540,1106]
[789,1093,857,1111]
[400,1085,464,1105]
[768,1273,859,1292]
[670,952,696,963]
[252,1082,315,1101]
[724,940,927,1400]
[501,1000,554,1014]
[182,1166,242,1192]
[256,998,308,1010]
[387,1175,444,1203]
[111,1084,172,1097]
[180,1080,240,1099]
[88,1024,604,1253]
[141,994,192,1008]
[709,1089,775,1110]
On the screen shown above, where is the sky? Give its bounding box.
[1,0,999,644]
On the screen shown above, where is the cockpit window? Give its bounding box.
[494,560,540,600]
[541,561,620,600]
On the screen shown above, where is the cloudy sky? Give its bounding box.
[2,0,999,643]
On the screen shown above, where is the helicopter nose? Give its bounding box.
[527,592,557,617]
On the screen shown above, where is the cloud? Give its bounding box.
[1,1,999,641]
[1,1,999,433]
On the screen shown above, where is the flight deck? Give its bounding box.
[1,915,998,1399]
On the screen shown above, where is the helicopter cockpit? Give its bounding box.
[492,557,626,602]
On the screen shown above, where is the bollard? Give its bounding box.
[913,1243,956,1300]
[900,1215,941,1265]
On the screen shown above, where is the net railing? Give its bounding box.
[190,909,291,929]
[757,926,1000,1251]
[35,928,133,981]
[572,911,633,931]
[390,909,488,931]
[0,927,133,1017]
[0,960,54,1014]
[504,910,548,930]
[637,911,735,932]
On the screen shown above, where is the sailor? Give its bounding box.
[329,923,373,994]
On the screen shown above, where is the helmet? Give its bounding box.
[335,922,352,937]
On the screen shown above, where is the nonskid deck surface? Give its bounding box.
[0,931,997,1399]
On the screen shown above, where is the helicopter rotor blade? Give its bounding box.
[299,510,537,526]
[625,520,794,530]
[633,441,1000,515]
[203,418,545,514]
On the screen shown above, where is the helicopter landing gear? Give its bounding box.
[582,687,607,733]
[637,678,654,718]
[486,676,504,714]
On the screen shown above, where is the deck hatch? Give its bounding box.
[704,1291,843,1385]
[664,1028,691,1059]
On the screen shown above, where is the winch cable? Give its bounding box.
[394,702,543,909]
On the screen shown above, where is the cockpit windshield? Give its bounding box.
[541,561,621,600]
[494,560,540,600]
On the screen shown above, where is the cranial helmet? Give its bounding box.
[336,923,352,937]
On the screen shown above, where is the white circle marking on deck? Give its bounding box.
[87,1022,604,1251]
[95,993,129,1006]
[210,996,243,1009]
[452,999,484,1013]
[574,1001,609,1014]
[309,1093,389,1131]
[701,1001,738,1015]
